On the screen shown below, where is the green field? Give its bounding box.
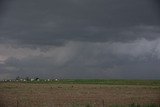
[12,79,160,86]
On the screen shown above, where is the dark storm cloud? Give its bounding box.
[0,0,7,15]
[0,0,160,46]
[155,0,160,9]
[0,0,160,80]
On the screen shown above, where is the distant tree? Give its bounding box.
[35,78,39,81]
[16,76,20,81]
[25,77,30,81]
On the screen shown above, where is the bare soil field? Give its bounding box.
[0,83,159,107]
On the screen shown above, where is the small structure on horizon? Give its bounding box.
[31,78,34,81]
[55,79,58,81]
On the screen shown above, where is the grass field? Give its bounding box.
[0,80,160,107]
[9,79,160,86]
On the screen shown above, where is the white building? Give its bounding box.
[31,79,34,81]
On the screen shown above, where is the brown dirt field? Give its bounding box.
[0,83,159,107]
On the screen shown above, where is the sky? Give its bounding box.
[0,0,160,80]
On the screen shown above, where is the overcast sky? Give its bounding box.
[0,0,160,80]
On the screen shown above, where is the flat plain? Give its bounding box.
[0,80,160,107]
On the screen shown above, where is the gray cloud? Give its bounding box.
[1,38,160,79]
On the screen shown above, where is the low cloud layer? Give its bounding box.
[1,37,160,79]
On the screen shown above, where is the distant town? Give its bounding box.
[0,77,59,82]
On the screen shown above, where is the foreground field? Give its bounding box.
[0,81,160,107]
